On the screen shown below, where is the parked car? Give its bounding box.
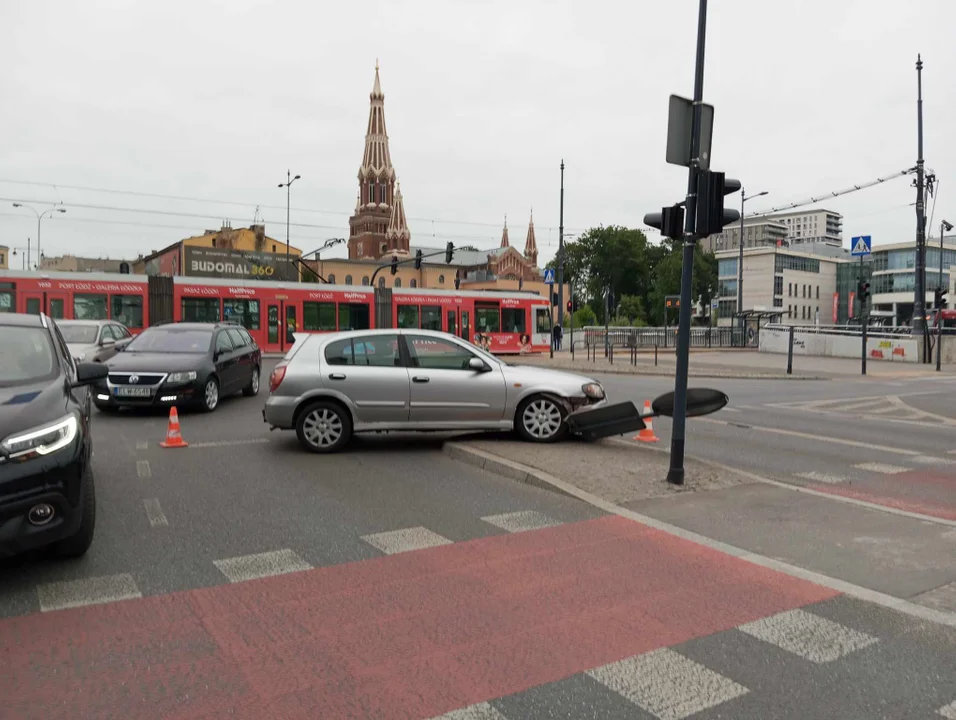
[263,329,607,453]
[57,319,133,363]
[0,312,108,559]
[92,322,261,413]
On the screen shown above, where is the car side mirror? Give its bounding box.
[101,337,115,347]
[468,357,490,372]
[73,362,109,387]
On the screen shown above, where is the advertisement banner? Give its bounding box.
[183,246,298,282]
[848,291,856,319]
[144,246,181,276]
[832,292,839,324]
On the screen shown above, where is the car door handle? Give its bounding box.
[329,373,347,380]
[412,376,430,383]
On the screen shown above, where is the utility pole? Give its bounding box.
[912,55,927,360]
[557,160,566,335]
[278,170,301,263]
[667,0,709,486]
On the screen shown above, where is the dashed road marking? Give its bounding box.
[135,441,148,450]
[939,699,956,719]
[720,407,741,413]
[853,462,911,475]
[37,573,142,613]
[795,471,847,484]
[481,510,560,533]
[136,460,151,478]
[213,548,312,583]
[587,647,748,719]
[737,608,878,663]
[912,455,956,465]
[431,702,508,719]
[361,526,453,555]
[189,438,271,449]
[142,498,168,527]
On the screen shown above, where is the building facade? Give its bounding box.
[39,255,132,273]
[868,236,956,325]
[703,219,788,253]
[0,245,7,270]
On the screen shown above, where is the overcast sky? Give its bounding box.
[2,0,955,268]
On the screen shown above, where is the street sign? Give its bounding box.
[851,235,872,257]
[543,268,555,284]
[711,300,719,310]
[666,94,715,171]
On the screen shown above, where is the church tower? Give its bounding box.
[348,62,409,259]
[524,209,539,266]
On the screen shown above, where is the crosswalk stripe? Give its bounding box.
[737,609,878,663]
[361,526,453,555]
[912,455,956,465]
[939,699,956,718]
[481,510,560,533]
[853,462,911,474]
[430,702,508,719]
[213,548,312,583]
[142,498,168,527]
[36,573,142,612]
[587,647,749,719]
[795,471,847,484]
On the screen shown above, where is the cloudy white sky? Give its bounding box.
[2,0,954,268]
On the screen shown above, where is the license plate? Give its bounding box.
[115,387,152,397]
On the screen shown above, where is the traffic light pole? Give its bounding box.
[369,246,454,285]
[557,160,565,337]
[860,255,867,376]
[667,0,709,487]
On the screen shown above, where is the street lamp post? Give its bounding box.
[557,160,565,338]
[11,241,32,270]
[277,170,301,262]
[11,203,66,267]
[736,189,768,342]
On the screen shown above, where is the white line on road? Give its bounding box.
[720,407,741,413]
[795,471,847,484]
[135,441,148,450]
[481,510,560,533]
[37,573,142,612]
[213,548,312,583]
[142,498,168,527]
[939,700,956,719]
[587,647,749,719]
[361,527,453,555]
[136,460,151,478]
[188,438,271,449]
[737,608,878,663]
[912,455,956,465]
[853,462,911,475]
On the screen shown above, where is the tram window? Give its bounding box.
[397,304,419,328]
[181,298,221,323]
[475,305,500,333]
[48,298,65,319]
[222,299,260,329]
[303,301,337,331]
[338,303,370,330]
[0,283,14,314]
[535,307,551,334]
[110,294,144,328]
[74,293,108,320]
[421,305,442,331]
[501,308,526,333]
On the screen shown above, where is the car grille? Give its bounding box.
[108,373,165,386]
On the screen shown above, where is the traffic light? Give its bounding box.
[935,286,947,309]
[857,280,870,302]
[390,255,398,275]
[566,299,573,314]
[644,204,684,240]
[695,171,741,238]
[414,249,423,270]
[445,242,454,264]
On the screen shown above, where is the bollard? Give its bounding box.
[609,345,614,364]
[654,344,659,366]
[861,321,867,376]
[937,331,943,372]
[787,326,795,375]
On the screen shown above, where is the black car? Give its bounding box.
[93,322,262,413]
[0,312,108,559]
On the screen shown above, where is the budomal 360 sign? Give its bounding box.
[184,246,297,281]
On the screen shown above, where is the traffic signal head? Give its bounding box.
[644,204,684,240]
[935,286,947,308]
[414,249,423,270]
[858,281,870,301]
[566,299,573,314]
[390,255,398,275]
[696,170,741,238]
[445,242,454,264]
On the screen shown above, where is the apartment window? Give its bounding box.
[345,275,353,285]
[788,283,792,297]
[802,285,806,298]
[410,279,417,288]
[773,297,782,307]
[394,278,402,288]
[327,274,335,284]
[815,286,819,300]
[774,276,783,296]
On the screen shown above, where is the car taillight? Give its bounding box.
[270,365,287,393]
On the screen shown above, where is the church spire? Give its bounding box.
[500,215,510,248]
[359,60,395,187]
[385,180,411,254]
[524,208,538,266]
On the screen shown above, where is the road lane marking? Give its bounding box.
[587,647,749,719]
[853,462,911,475]
[795,471,846,484]
[135,441,148,450]
[940,700,956,719]
[213,548,312,583]
[912,455,956,465]
[481,510,560,533]
[136,460,151,478]
[361,527,453,555]
[431,702,508,719]
[720,407,741,412]
[142,498,168,527]
[737,608,878,663]
[188,438,271,449]
[37,573,142,612]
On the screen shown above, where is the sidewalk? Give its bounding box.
[445,436,956,617]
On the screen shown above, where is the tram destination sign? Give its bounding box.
[183,246,298,282]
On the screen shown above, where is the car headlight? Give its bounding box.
[1,415,78,460]
[582,383,605,399]
[166,371,197,383]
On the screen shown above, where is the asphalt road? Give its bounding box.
[2,359,956,718]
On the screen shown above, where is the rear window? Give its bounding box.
[0,327,58,386]
[58,324,99,344]
[125,328,213,353]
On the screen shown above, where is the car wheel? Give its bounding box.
[51,463,96,559]
[242,366,260,397]
[295,400,352,453]
[201,376,220,413]
[515,395,568,443]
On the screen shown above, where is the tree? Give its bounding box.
[647,244,718,326]
[617,294,646,323]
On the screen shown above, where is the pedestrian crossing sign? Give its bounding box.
[543,268,555,284]
[851,235,872,257]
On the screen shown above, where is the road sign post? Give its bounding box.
[852,236,872,374]
[544,268,555,358]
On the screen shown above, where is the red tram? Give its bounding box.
[0,269,553,355]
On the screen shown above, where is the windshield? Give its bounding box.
[125,328,212,353]
[58,324,99,344]
[0,327,58,387]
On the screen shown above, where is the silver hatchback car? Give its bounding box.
[263,329,607,453]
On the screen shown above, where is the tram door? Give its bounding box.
[21,291,67,318]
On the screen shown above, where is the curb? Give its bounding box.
[442,440,956,630]
[517,363,828,381]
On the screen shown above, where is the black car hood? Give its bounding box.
[106,351,209,373]
[0,380,70,439]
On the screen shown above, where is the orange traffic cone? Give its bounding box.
[634,400,660,443]
[160,407,189,448]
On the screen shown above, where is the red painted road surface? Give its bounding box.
[809,468,956,521]
[0,516,838,719]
